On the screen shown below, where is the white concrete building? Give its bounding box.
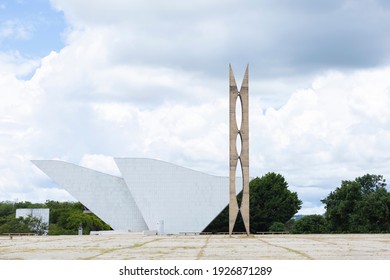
[33,158,237,234]
[16,208,50,224]
[31,160,147,232]
[16,208,50,234]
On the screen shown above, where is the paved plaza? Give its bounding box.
[1,233,390,260]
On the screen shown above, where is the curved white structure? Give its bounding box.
[33,158,238,234]
[115,158,231,234]
[32,160,147,231]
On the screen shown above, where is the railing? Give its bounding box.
[256,231,289,235]
[2,233,36,240]
[179,232,200,235]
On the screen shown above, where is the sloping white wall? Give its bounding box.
[32,160,147,231]
[115,158,231,234]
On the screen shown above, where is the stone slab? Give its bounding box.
[1,234,390,260]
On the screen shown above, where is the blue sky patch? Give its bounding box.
[0,0,66,57]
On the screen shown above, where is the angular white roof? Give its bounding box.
[115,158,231,234]
[33,158,237,234]
[32,160,147,231]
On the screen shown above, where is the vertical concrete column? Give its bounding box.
[229,65,250,235]
[229,65,240,235]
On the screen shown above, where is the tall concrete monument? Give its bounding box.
[229,65,250,235]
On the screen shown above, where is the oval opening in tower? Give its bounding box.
[235,158,243,207]
[235,95,242,130]
[236,132,242,157]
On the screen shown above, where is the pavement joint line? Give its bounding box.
[196,235,211,259]
[300,237,338,246]
[80,237,163,260]
[256,237,314,260]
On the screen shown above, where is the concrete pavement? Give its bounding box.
[1,233,390,260]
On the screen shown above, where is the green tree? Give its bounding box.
[0,201,14,217]
[204,172,302,233]
[292,215,328,233]
[24,215,49,235]
[0,201,31,234]
[0,200,110,235]
[269,222,286,232]
[284,218,295,232]
[321,174,390,233]
[249,173,302,232]
[0,217,31,234]
[65,212,110,234]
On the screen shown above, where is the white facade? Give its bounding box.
[33,158,238,234]
[115,158,234,234]
[16,208,50,225]
[16,208,50,235]
[32,160,147,231]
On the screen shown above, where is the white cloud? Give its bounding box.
[50,0,230,26]
[0,19,33,40]
[79,154,121,176]
[0,61,46,202]
[250,68,390,209]
[90,98,228,174]
[297,205,326,216]
[0,51,41,77]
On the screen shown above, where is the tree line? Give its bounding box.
[204,173,390,234]
[1,173,389,235]
[0,200,110,235]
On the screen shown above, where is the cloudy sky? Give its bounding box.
[1,0,390,215]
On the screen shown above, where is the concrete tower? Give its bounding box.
[229,65,250,235]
